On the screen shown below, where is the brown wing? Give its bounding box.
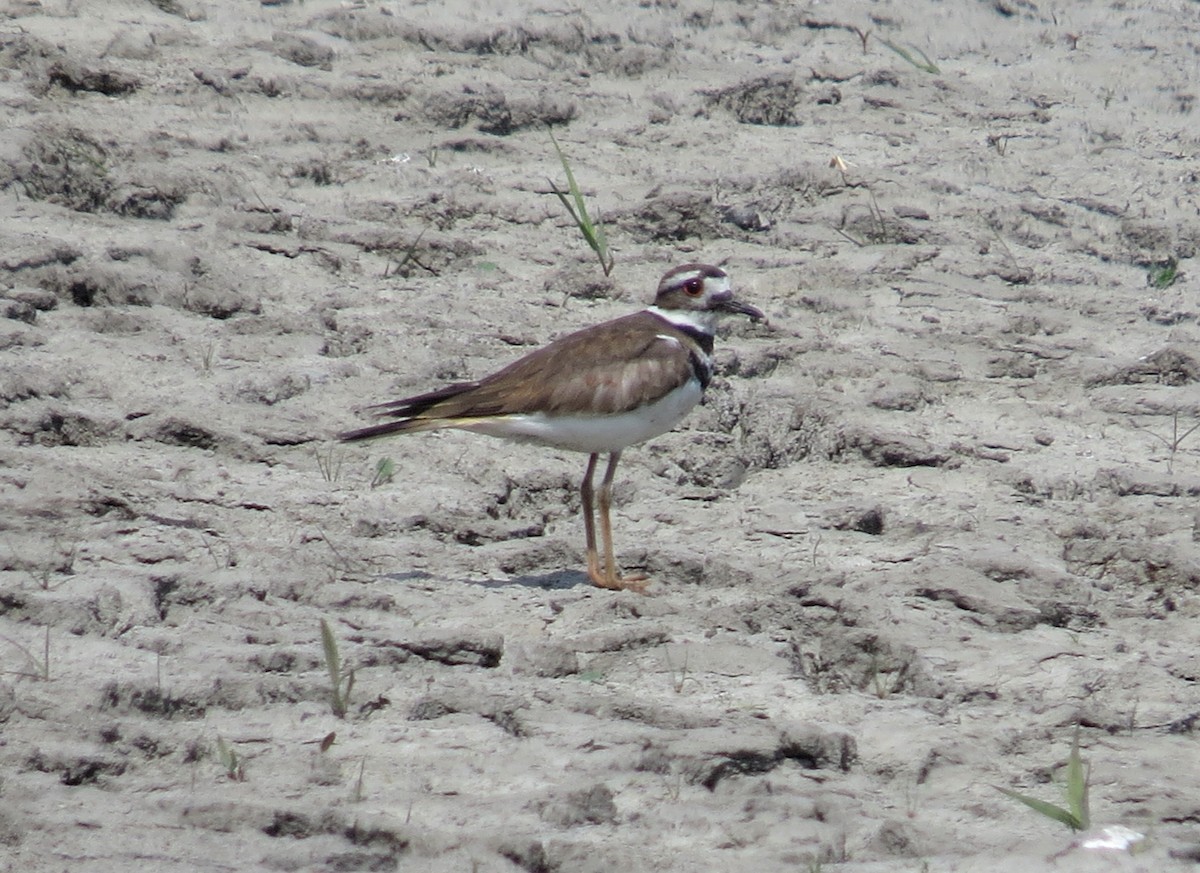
[411,311,698,420]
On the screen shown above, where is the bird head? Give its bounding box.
[653,263,765,325]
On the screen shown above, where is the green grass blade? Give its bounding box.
[1149,257,1178,289]
[1066,733,1090,829]
[911,45,940,74]
[548,129,612,275]
[549,130,589,226]
[548,172,600,251]
[590,212,609,261]
[550,183,581,227]
[995,786,1084,831]
[370,457,395,489]
[879,38,940,74]
[320,619,340,691]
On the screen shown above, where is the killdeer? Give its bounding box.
[340,263,764,591]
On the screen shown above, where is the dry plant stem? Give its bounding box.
[1,627,50,680]
[316,527,352,576]
[382,226,435,278]
[1135,412,1200,474]
[990,228,1023,272]
[867,189,886,239]
[315,444,343,484]
[353,757,366,802]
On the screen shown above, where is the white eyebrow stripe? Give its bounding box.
[655,333,682,346]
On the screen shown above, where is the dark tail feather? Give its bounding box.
[340,418,432,442]
[340,380,480,442]
[363,381,479,418]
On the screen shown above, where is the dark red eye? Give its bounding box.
[683,278,704,297]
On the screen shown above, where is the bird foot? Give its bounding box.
[587,566,650,594]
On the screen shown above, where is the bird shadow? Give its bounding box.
[469,569,587,590]
[380,570,436,584]
[380,568,587,591]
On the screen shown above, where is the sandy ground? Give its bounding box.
[2,0,1199,870]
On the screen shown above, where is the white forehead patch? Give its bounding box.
[703,273,731,295]
[665,269,704,288]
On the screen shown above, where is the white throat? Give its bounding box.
[646,306,717,334]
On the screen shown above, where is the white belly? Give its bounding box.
[462,378,703,454]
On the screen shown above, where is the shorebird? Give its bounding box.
[340,263,764,591]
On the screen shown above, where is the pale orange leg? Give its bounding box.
[586,451,649,593]
[580,453,603,583]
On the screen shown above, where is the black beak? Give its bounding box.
[715,295,766,322]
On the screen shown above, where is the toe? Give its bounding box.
[587,567,650,593]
